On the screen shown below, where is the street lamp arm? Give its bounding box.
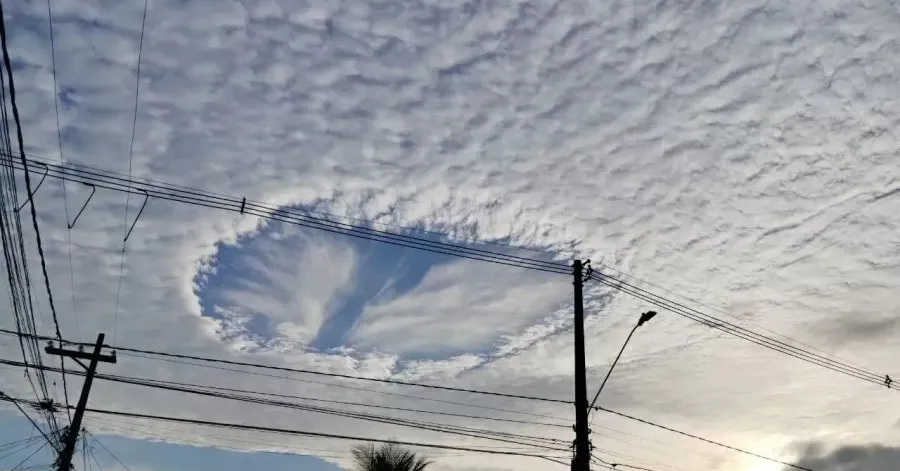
[587,323,639,413]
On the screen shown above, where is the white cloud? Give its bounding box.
[349,258,566,355]
[0,0,899,470]
[202,225,358,346]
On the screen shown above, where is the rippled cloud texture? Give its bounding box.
[1,0,899,470]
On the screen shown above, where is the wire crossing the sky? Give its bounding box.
[0,155,893,397]
[0,153,571,275]
[0,349,817,469]
[0,393,571,464]
[589,272,893,390]
[0,0,64,447]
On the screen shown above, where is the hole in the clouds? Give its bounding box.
[193,205,570,360]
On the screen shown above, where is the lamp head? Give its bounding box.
[637,310,657,327]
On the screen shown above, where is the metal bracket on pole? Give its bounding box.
[67,183,96,229]
[240,197,246,214]
[124,189,149,242]
[582,259,593,282]
[15,161,48,212]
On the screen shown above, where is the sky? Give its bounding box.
[0,0,899,470]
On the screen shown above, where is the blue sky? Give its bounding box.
[1,0,900,470]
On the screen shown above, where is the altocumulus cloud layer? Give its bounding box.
[0,0,899,470]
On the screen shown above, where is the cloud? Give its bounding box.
[198,224,359,346]
[1,0,900,470]
[349,258,566,355]
[785,443,900,471]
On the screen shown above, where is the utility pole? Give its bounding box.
[45,333,116,471]
[572,259,591,471]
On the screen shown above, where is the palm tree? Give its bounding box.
[351,442,432,471]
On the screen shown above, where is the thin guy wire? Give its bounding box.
[10,440,48,471]
[84,431,132,471]
[114,0,150,345]
[44,0,74,424]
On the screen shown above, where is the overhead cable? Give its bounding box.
[0,154,571,275]
[0,154,888,392]
[595,406,811,471]
[0,393,570,463]
[591,272,893,391]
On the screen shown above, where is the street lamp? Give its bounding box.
[587,311,657,413]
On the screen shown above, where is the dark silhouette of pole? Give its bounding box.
[572,260,590,471]
[46,333,116,471]
[588,311,657,414]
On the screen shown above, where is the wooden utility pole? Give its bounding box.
[572,260,591,471]
[45,333,116,471]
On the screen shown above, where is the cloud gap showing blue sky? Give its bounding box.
[193,204,570,364]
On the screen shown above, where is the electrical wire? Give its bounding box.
[2,354,808,469]
[87,416,470,459]
[0,1,61,443]
[595,406,811,471]
[84,431,132,471]
[83,368,569,428]
[114,0,151,346]
[0,153,572,275]
[115,349,570,422]
[45,0,76,424]
[591,272,893,390]
[0,393,573,463]
[0,390,54,448]
[1,358,569,452]
[0,153,890,394]
[106,344,570,404]
[9,440,48,471]
[0,436,42,461]
[0,328,568,404]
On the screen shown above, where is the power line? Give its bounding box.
[0,153,571,275]
[590,272,893,391]
[592,263,878,379]
[0,393,570,463]
[0,0,62,444]
[43,0,73,426]
[0,437,43,461]
[91,371,568,429]
[83,431,131,471]
[116,349,570,422]
[0,154,890,393]
[101,343,571,404]
[1,358,568,453]
[595,406,811,471]
[0,391,55,449]
[87,416,482,459]
[7,152,864,386]
[1,329,571,405]
[0,351,809,468]
[8,440,49,471]
[114,0,151,346]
